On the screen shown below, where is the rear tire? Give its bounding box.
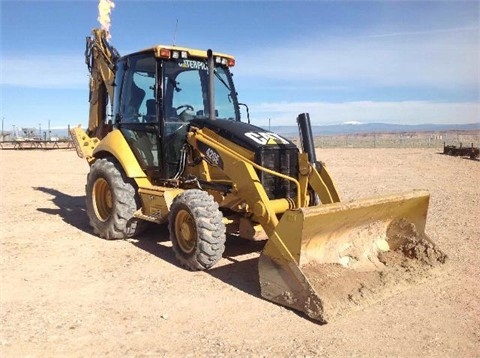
[169,190,226,270]
[86,158,146,239]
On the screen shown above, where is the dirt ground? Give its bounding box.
[0,147,479,357]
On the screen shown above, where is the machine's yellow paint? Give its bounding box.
[71,28,446,323]
[69,125,100,159]
[73,115,445,322]
[150,45,235,62]
[136,187,184,224]
[174,209,197,254]
[92,177,113,222]
[92,129,146,178]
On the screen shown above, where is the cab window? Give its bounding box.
[119,54,156,124]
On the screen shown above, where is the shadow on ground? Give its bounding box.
[34,186,265,299]
[208,236,265,297]
[437,151,480,161]
[132,225,265,299]
[34,186,91,233]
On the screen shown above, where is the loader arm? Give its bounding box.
[186,125,341,319]
[187,126,335,262]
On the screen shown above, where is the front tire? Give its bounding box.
[169,190,226,270]
[86,158,146,239]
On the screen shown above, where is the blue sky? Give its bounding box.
[1,0,479,132]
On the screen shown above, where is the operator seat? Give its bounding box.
[125,82,145,122]
[145,99,156,122]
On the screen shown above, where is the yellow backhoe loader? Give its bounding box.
[71,29,446,323]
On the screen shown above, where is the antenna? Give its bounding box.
[173,19,179,46]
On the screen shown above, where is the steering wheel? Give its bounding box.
[176,104,194,114]
[175,104,194,122]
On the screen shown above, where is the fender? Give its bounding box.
[93,129,146,178]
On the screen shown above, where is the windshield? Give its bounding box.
[163,59,239,122]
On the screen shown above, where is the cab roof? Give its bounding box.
[127,45,235,61]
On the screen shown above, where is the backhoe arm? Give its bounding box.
[85,28,120,138]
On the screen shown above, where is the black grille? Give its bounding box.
[255,147,299,200]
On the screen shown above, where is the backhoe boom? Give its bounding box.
[85,28,119,138]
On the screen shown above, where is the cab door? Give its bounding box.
[160,60,210,179]
[113,53,161,177]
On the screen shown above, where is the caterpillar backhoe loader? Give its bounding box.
[71,29,446,323]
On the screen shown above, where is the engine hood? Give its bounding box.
[190,118,297,152]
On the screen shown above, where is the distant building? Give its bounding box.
[21,128,37,139]
[0,131,11,141]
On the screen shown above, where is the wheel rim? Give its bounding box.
[175,209,197,254]
[92,177,113,222]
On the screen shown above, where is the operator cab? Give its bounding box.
[112,46,240,179]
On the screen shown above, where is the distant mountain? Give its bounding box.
[265,122,480,136]
[10,122,478,140]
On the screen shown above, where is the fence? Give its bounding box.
[0,140,73,150]
[303,132,480,149]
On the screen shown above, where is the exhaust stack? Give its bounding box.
[207,49,216,120]
[297,113,316,164]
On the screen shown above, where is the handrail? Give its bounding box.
[191,127,302,209]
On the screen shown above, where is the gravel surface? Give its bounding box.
[1,148,479,357]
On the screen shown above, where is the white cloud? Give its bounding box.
[235,26,479,89]
[235,26,479,125]
[249,100,480,125]
[1,54,87,89]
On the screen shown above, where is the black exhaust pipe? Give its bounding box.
[297,113,317,164]
[207,49,216,120]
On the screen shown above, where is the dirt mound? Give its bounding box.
[386,218,446,265]
[302,221,447,322]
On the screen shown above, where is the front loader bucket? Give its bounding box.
[259,190,446,323]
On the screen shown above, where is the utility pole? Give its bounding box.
[39,123,42,140]
[1,117,4,142]
[173,19,179,46]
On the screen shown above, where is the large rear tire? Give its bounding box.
[86,158,146,239]
[169,190,226,270]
